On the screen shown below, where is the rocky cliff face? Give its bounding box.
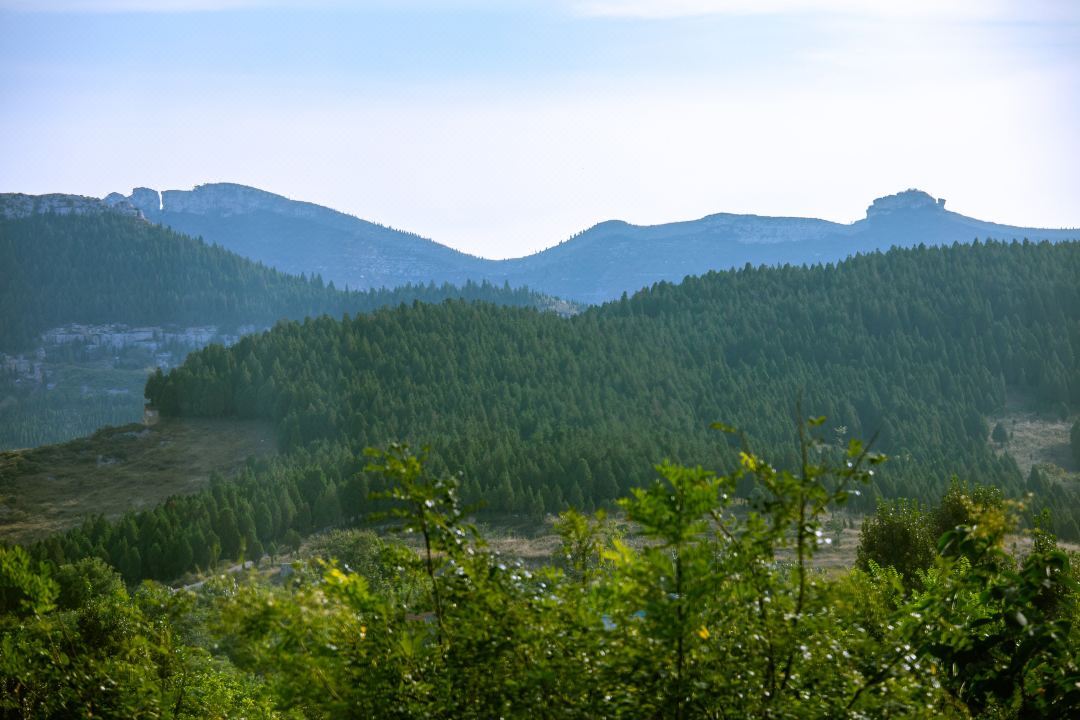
[162,183,289,216]
[2,193,142,220]
[111,183,379,229]
[126,188,162,217]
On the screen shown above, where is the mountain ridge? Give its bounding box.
[20,184,1080,303]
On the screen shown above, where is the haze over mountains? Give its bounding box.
[105,183,1078,304]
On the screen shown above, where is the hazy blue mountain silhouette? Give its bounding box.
[106,183,490,291]
[107,184,1077,303]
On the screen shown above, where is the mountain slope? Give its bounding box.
[109,184,1079,303]
[108,183,492,291]
[0,207,571,351]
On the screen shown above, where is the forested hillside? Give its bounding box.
[0,212,571,351]
[143,240,1079,538]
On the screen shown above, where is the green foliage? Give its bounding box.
[930,480,1005,547]
[303,529,382,576]
[282,529,302,554]
[53,557,127,610]
[857,481,1008,588]
[553,509,612,586]
[0,545,58,617]
[605,463,721,718]
[856,498,936,588]
[911,504,1080,716]
[3,424,1079,718]
[0,575,279,718]
[365,443,479,642]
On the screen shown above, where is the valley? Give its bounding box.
[4,199,1077,585]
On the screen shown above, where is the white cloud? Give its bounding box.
[572,0,1076,21]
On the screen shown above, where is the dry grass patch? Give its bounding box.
[988,389,1078,477]
[0,417,276,544]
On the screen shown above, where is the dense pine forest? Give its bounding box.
[0,212,569,351]
[145,240,1078,522]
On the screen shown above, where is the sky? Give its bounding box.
[1,1,1078,259]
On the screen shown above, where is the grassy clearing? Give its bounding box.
[463,512,867,570]
[440,510,1074,573]
[988,390,1079,478]
[0,417,276,544]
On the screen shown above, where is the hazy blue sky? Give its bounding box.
[2,0,1077,258]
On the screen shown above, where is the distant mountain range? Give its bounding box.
[104,184,1079,304]
[17,183,1080,304]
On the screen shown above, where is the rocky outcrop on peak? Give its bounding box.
[866,189,946,219]
[129,188,162,217]
[2,193,142,220]
[111,182,392,231]
[105,188,162,218]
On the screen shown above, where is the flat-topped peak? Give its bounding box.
[161,183,292,216]
[866,189,946,218]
